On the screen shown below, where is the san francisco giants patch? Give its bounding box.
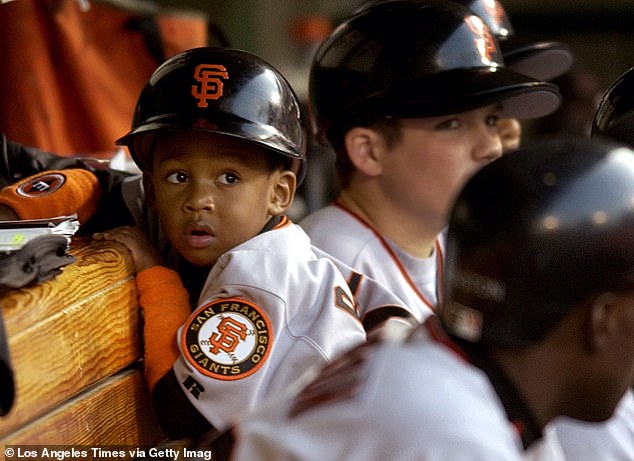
[182,298,272,381]
[16,172,66,197]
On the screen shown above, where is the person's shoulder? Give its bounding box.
[301,205,376,262]
[210,223,342,287]
[552,388,634,461]
[308,336,523,458]
[226,222,311,258]
[300,205,360,234]
[374,338,521,455]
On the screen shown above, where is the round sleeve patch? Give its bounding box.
[17,172,66,197]
[181,297,273,381]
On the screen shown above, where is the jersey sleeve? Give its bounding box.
[170,272,365,433]
[171,288,291,431]
[156,231,366,438]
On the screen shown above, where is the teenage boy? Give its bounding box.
[300,0,561,329]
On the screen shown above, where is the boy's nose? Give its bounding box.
[472,125,503,163]
[185,186,215,212]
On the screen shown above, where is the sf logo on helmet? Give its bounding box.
[191,63,229,108]
[482,0,507,30]
[465,16,497,66]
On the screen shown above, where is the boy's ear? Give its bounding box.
[585,292,618,352]
[268,170,296,216]
[344,127,383,177]
[142,173,156,209]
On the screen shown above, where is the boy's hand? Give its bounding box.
[93,226,162,274]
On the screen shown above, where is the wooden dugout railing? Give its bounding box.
[0,237,164,455]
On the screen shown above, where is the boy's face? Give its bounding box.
[145,131,295,267]
[376,104,503,228]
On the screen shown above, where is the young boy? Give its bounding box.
[300,0,561,329]
[0,47,366,439]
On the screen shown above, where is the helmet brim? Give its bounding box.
[501,36,574,81]
[116,116,307,178]
[391,67,561,120]
[319,66,561,147]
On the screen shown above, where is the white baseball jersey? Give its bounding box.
[300,202,441,325]
[172,220,367,431]
[228,318,525,461]
[523,425,566,461]
[551,389,634,461]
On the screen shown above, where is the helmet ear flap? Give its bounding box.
[585,292,617,353]
[126,133,157,173]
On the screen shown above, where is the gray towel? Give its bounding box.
[0,234,75,289]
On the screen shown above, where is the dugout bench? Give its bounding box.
[0,237,165,457]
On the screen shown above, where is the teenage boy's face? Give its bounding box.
[145,131,295,267]
[379,104,503,227]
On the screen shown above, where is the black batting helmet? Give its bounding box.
[117,46,307,183]
[310,0,561,147]
[441,136,634,346]
[454,0,573,81]
[592,67,634,146]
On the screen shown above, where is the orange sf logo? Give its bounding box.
[191,64,229,108]
[208,316,247,355]
[465,16,497,65]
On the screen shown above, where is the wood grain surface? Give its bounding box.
[0,368,163,451]
[0,237,164,447]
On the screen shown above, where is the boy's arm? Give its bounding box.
[136,266,191,390]
[96,227,186,388]
[152,370,213,439]
[136,265,212,438]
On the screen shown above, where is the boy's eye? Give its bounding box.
[436,118,460,130]
[166,171,189,183]
[486,114,500,127]
[218,173,239,185]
